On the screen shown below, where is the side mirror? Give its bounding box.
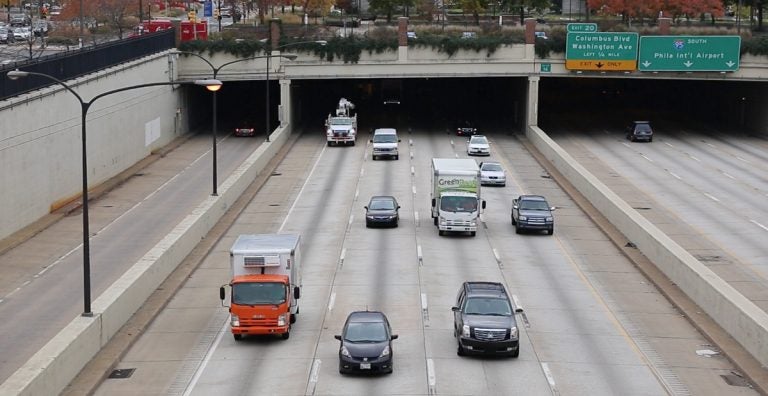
[513,205,518,210]
[431,198,436,207]
[219,286,225,301]
[334,335,342,341]
[364,206,368,210]
[391,334,399,340]
[397,205,401,209]
[294,286,300,299]
[550,207,556,211]
[370,139,373,143]
[398,139,402,142]
[482,200,487,210]
[451,306,459,312]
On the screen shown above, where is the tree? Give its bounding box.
[369,0,416,22]
[460,0,486,24]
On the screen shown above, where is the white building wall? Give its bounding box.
[0,52,187,241]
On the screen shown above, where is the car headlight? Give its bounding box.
[546,217,553,222]
[510,326,518,338]
[350,128,356,135]
[519,216,527,221]
[326,129,332,136]
[230,315,240,327]
[277,313,287,327]
[462,324,470,337]
[341,345,351,357]
[379,345,390,357]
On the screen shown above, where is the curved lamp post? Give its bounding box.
[264,40,327,142]
[6,70,221,316]
[170,51,298,195]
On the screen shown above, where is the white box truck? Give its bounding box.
[431,158,485,236]
[219,234,301,340]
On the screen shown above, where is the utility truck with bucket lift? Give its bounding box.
[325,98,358,146]
[219,234,301,341]
[431,158,486,236]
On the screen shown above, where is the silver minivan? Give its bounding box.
[370,128,400,160]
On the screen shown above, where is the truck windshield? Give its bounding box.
[373,134,397,143]
[464,297,512,316]
[441,196,477,212]
[330,118,353,126]
[232,283,286,305]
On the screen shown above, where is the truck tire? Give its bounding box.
[350,141,355,146]
[511,216,516,225]
[281,329,290,340]
[515,225,521,234]
[547,228,554,235]
[327,141,332,146]
[433,217,438,226]
[457,342,465,356]
[438,230,445,236]
[510,348,520,358]
[233,334,243,341]
[470,231,476,237]
[395,155,399,160]
[290,313,296,324]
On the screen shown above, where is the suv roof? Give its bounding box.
[463,281,508,299]
[518,195,547,202]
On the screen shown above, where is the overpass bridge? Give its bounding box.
[1,19,768,395]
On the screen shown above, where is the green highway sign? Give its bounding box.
[540,63,551,73]
[638,36,741,71]
[567,23,598,33]
[566,32,639,71]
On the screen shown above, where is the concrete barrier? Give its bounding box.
[0,126,292,396]
[526,125,768,368]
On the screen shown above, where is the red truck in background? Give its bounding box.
[131,19,208,41]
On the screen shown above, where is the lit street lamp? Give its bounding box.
[170,51,298,195]
[6,70,221,317]
[264,40,327,142]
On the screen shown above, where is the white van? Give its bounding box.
[371,128,400,160]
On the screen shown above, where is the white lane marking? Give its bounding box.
[427,358,436,389]
[306,359,322,395]
[417,245,423,265]
[328,293,336,311]
[421,293,428,310]
[706,143,716,148]
[411,166,415,175]
[492,248,501,264]
[354,188,359,201]
[414,211,419,227]
[750,220,768,232]
[622,143,631,148]
[664,142,675,148]
[668,171,682,180]
[736,156,749,163]
[454,152,459,158]
[641,154,653,162]
[348,214,354,226]
[541,363,559,395]
[0,299,3,304]
[689,155,701,162]
[182,319,228,396]
[704,193,720,202]
[410,151,414,159]
[340,248,347,264]
[512,295,524,312]
[450,139,454,146]
[409,139,413,146]
[360,168,364,177]
[722,172,736,180]
[412,186,417,195]
[6,287,22,298]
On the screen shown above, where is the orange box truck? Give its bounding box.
[219,234,301,340]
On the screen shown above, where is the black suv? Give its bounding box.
[511,195,555,235]
[452,282,520,357]
[626,121,653,142]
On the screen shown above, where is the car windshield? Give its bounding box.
[635,124,652,132]
[464,297,512,316]
[232,282,286,305]
[482,163,502,172]
[344,321,388,342]
[369,199,395,210]
[441,196,478,212]
[373,134,397,143]
[470,136,488,145]
[330,118,353,126]
[519,200,550,211]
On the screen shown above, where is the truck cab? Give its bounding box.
[431,158,486,236]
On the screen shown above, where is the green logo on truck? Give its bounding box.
[438,177,477,194]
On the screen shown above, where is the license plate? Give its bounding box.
[360,363,371,369]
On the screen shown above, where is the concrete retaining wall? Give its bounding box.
[0,125,292,396]
[0,53,188,242]
[526,125,768,368]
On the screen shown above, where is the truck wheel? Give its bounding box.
[281,329,290,340]
[395,155,399,160]
[327,141,332,146]
[233,334,243,341]
[470,231,476,237]
[511,216,516,225]
[439,230,445,236]
[515,225,521,234]
[350,141,355,146]
[433,217,438,226]
[510,348,520,358]
[457,342,465,356]
[547,228,554,235]
[290,313,296,324]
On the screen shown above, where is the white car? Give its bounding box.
[13,27,31,41]
[479,161,506,186]
[467,135,490,156]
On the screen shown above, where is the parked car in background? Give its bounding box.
[479,161,506,186]
[364,196,400,227]
[466,135,490,156]
[453,281,520,357]
[335,311,398,374]
[511,195,555,235]
[456,120,477,136]
[13,27,31,41]
[0,27,15,43]
[626,120,653,142]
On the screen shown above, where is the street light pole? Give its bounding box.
[6,70,221,316]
